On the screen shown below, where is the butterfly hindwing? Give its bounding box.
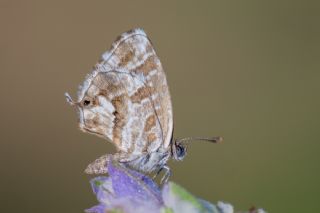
[76,29,173,155]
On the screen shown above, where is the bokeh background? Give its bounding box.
[1,1,319,212]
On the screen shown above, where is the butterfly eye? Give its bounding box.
[83,100,91,106]
[176,145,185,157]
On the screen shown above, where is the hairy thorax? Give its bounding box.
[124,148,171,173]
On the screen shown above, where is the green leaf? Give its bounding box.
[163,182,218,213]
[93,180,104,187]
[160,207,174,213]
[108,208,124,213]
[170,182,203,210]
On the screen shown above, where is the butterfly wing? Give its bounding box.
[76,29,173,155]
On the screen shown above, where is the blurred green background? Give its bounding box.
[1,1,319,212]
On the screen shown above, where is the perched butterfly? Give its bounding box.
[65,28,222,182]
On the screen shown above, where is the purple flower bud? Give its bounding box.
[107,158,162,206]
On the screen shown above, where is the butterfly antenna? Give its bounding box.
[176,136,223,144]
[65,92,77,106]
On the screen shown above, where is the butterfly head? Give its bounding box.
[171,140,187,161]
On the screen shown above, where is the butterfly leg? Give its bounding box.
[160,165,171,184]
[152,167,163,180]
[152,167,168,182]
[85,153,121,175]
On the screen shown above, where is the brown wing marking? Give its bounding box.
[133,55,158,76]
[111,94,128,148]
[144,114,156,132]
[130,86,155,104]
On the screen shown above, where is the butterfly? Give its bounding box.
[65,28,222,182]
